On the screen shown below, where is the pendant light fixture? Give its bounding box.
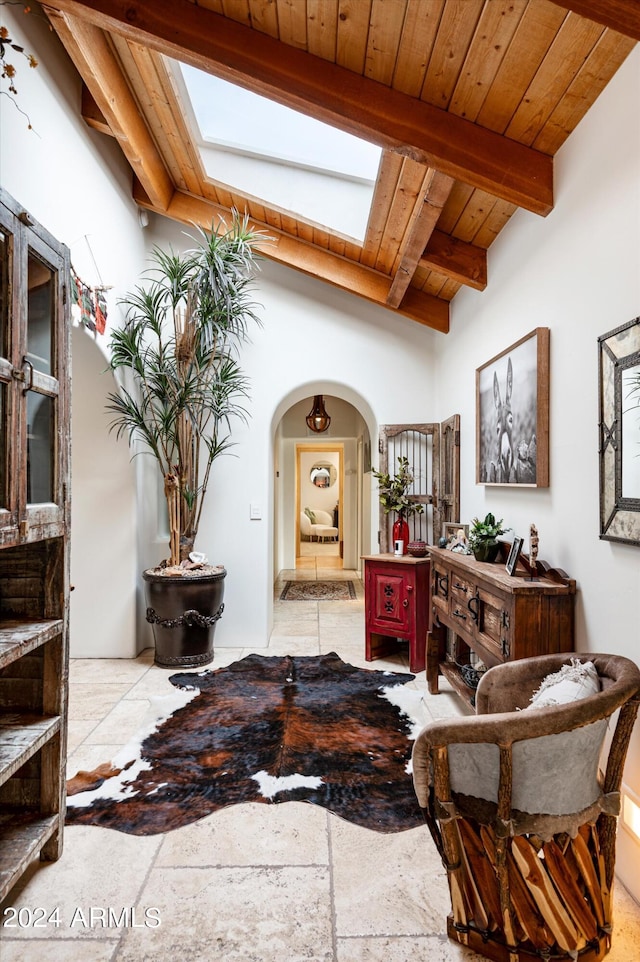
[306,395,331,433]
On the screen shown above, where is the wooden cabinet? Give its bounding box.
[427,545,575,707]
[363,554,431,673]
[0,189,70,903]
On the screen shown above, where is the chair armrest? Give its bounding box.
[300,513,312,536]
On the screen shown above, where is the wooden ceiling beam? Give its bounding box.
[549,1,640,40]
[421,230,487,292]
[45,7,173,211]
[132,182,450,333]
[44,0,554,216]
[368,158,430,276]
[387,170,454,309]
[361,151,404,269]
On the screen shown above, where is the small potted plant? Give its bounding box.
[468,512,508,563]
[372,456,424,553]
[106,212,264,667]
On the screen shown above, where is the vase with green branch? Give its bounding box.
[106,212,265,666]
[372,456,424,553]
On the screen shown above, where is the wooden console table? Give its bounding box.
[427,545,576,708]
[363,554,431,673]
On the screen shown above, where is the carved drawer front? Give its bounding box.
[368,571,412,634]
[475,586,512,664]
[450,573,474,622]
[446,572,474,636]
[431,562,449,619]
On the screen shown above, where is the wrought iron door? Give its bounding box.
[439,414,460,529]
[377,418,459,553]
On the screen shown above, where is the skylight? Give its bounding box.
[174,62,381,243]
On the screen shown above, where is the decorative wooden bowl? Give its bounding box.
[407,540,428,557]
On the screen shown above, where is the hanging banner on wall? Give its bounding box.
[70,267,108,334]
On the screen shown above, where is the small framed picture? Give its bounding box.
[442,522,469,552]
[505,536,524,575]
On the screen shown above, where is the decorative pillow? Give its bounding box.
[527,658,600,710]
[304,507,316,524]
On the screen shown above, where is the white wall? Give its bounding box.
[0,7,143,656]
[434,47,640,898]
[69,329,138,655]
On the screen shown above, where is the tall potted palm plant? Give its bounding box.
[107,213,264,667]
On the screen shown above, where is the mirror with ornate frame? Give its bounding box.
[599,316,640,545]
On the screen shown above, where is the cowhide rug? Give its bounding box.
[66,652,427,836]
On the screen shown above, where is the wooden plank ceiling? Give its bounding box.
[43,0,637,334]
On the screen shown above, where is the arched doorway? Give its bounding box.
[271,386,374,583]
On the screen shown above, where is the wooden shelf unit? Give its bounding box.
[0,813,61,901]
[0,188,71,904]
[0,569,68,902]
[427,545,576,708]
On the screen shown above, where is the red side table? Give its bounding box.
[362,553,431,673]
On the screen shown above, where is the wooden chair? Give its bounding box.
[412,652,640,962]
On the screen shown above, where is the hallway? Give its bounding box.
[2,564,639,961]
[297,539,342,568]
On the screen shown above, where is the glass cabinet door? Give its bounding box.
[0,189,70,545]
[0,218,18,542]
[26,248,57,507]
[0,230,8,509]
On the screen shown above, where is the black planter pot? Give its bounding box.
[472,542,500,564]
[142,567,226,669]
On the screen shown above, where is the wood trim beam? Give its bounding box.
[549,1,640,40]
[387,171,454,308]
[45,0,554,216]
[133,181,450,333]
[81,84,112,135]
[421,230,487,292]
[45,7,173,211]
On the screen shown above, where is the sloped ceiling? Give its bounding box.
[43,0,638,333]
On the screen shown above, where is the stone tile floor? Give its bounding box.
[1,560,639,961]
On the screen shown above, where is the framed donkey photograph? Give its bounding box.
[476,328,550,487]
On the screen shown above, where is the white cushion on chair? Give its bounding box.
[527,659,600,710]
